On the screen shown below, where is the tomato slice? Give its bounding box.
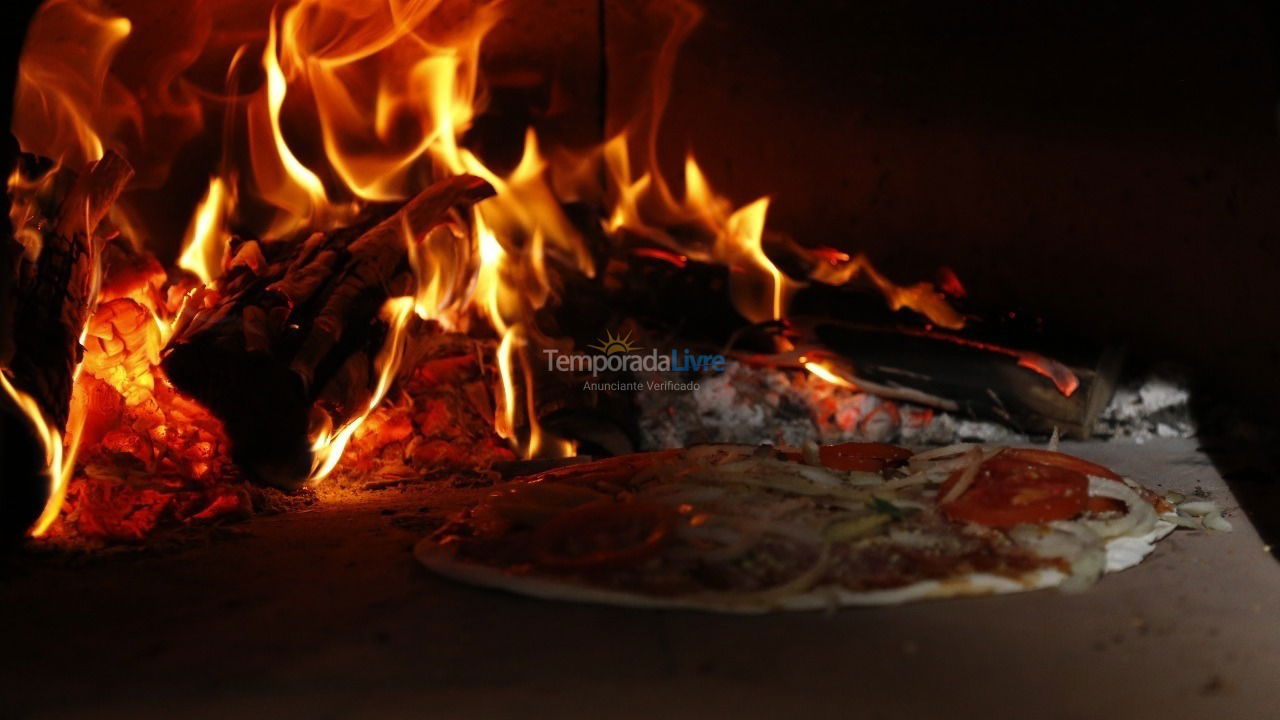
[938,457,1088,528]
[821,442,913,472]
[531,501,673,570]
[784,442,913,473]
[1005,448,1172,512]
[1000,448,1123,480]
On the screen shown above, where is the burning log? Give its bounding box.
[0,151,134,542]
[162,175,494,489]
[787,320,1121,438]
[548,234,1120,439]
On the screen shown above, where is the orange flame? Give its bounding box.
[803,360,859,391]
[177,177,233,284]
[808,253,966,330]
[309,296,416,482]
[494,324,520,440]
[719,197,794,323]
[474,211,512,335]
[11,0,131,166]
[491,323,574,459]
[249,10,333,236]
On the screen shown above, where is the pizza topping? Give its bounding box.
[935,447,1165,534]
[1202,511,1233,532]
[1077,476,1157,539]
[938,457,1089,528]
[696,458,870,500]
[673,517,761,562]
[880,471,933,491]
[1000,448,1124,481]
[638,482,731,507]
[1176,500,1219,516]
[824,513,892,542]
[531,501,675,570]
[1167,499,1233,531]
[482,481,609,525]
[682,443,759,467]
[694,543,833,605]
[1007,522,1106,591]
[815,442,912,473]
[869,496,917,520]
[784,441,913,475]
[937,446,987,504]
[1084,496,1127,514]
[908,443,981,472]
[730,516,825,545]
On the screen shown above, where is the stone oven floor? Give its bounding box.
[4,439,1279,719]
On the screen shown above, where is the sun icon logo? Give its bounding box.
[588,329,643,355]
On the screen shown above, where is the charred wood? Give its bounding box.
[798,320,1121,438]
[0,151,134,544]
[162,175,494,489]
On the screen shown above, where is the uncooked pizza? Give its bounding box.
[415,443,1181,612]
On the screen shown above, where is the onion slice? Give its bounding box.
[689,543,833,607]
[938,446,985,504]
[910,443,976,463]
[1177,500,1219,517]
[881,471,932,491]
[673,520,762,562]
[1009,521,1105,592]
[1202,511,1233,532]
[1079,476,1157,540]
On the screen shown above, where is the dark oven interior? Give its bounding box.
[2,1,1279,718]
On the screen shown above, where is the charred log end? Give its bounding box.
[0,397,46,547]
[162,340,311,490]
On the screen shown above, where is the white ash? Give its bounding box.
[1097,373,1195,441]
[635,360,1020,450]
[635,361,1196,450]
